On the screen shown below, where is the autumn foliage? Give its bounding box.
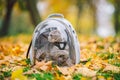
[0,35,120,80]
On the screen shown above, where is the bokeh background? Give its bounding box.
[0,0,120,37]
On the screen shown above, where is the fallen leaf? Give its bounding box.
[57,66,70,75]
[11,68,27,80]
[75,67,97,77]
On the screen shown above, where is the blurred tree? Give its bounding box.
[114,0,120,34]
[0,0,5,18]
[0,0,16,36]
[76,0,84,32]
[87,0,97,32]
[109,0,120,34]
[76,0,96,33]
[0,0,42,36]
[18,0,27,11]
[26,0,42,26]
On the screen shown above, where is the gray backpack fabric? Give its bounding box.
[27,14,80,66]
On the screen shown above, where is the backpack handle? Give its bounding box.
[47,13,64,18]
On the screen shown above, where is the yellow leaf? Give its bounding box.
[107,77,113,80]
[11,68,27,80]
[55,73,65,80]
[81,77,87,80]
[97,76,105,79]
[85,61,91,67]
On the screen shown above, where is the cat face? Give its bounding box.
[48,29,62,42]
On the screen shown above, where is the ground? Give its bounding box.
[0,34,120,80]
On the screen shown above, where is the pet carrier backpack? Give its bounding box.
[27,14,80,66]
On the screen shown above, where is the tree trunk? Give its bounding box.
[88,0,97,33]
[76,0,83,33]
[26,0,41,27]
[114,0,120,34]
[0,0,16,36]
